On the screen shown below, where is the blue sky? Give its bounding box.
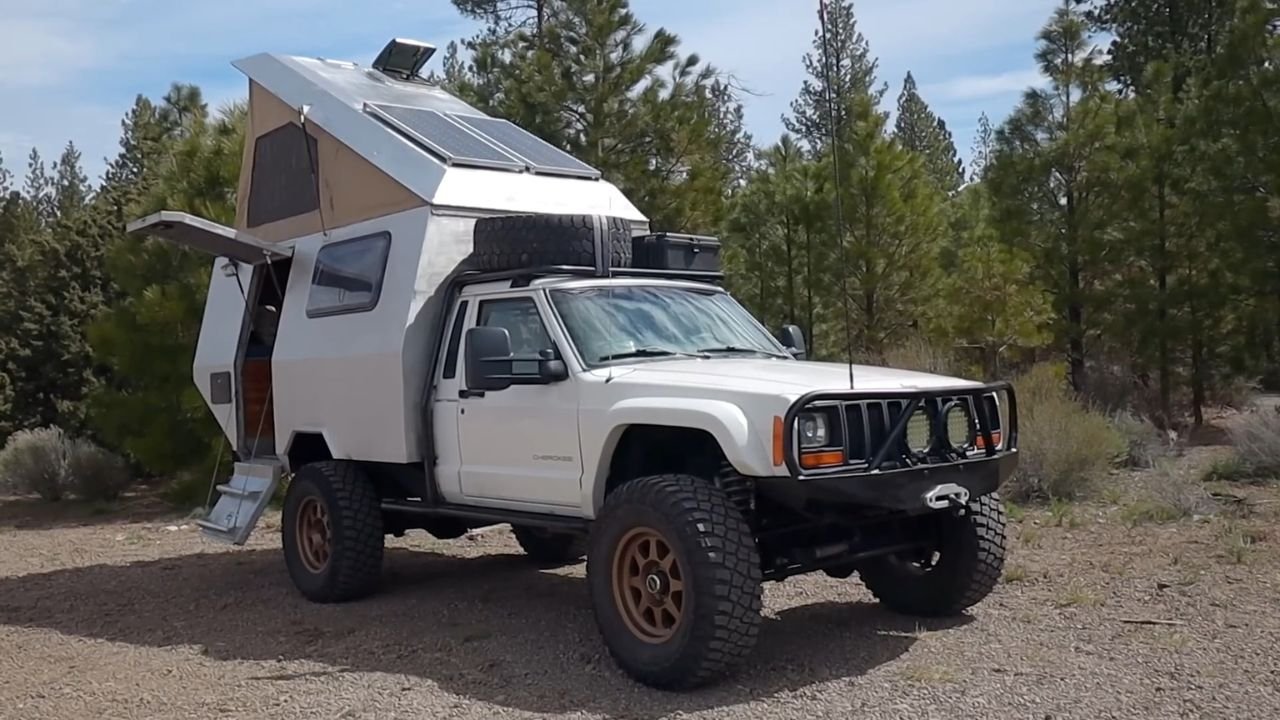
[0,0,1058,184]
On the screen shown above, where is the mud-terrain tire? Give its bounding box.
[512,525,585,565]
[859,492,1006,617]
[472,214,632,271]
[587,474,762,690]
[282,461,384,603]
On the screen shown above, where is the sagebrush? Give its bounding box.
[1006,364,1125,502]
[1110,410,1175,469]
[0,426,132,502]
[1224,408,1280,480]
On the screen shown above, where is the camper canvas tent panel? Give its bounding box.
[231,53,646,228]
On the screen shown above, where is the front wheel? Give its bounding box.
[587,474,762,690]
[859,492,1007,617]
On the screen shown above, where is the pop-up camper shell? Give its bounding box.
[132,41,647,474]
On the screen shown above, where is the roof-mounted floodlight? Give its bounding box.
[372,38,437,81]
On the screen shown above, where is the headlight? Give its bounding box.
[797,411,829,448]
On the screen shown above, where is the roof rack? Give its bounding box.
[456,264,724,288]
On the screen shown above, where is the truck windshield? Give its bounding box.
[550,286,788,366]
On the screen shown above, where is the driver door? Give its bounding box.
[457,294,583,508]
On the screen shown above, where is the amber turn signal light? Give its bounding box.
[772,416,785,467]
[975,430,1003,450]
[799,450,845,469]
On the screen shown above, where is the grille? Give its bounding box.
[836,394,1000,467]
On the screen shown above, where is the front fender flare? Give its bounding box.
[586,397,773,513]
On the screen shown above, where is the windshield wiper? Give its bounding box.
[598,347,710,362]
[696,345,790,358]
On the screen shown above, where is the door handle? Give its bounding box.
[459,389,486,399]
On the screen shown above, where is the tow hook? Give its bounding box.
[923,483,970,510]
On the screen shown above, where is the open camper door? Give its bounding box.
[128,211,290,545]
[126,211,291,453]
[127,211,287,264]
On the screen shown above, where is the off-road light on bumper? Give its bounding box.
[905,409,931,452]
[944,401,975,448]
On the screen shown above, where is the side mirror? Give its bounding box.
[465,327,569,392]
[465,326,515,391]
[538,348,569,382]
[780,324,807,360]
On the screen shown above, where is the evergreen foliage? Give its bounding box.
[3,0,1279,492]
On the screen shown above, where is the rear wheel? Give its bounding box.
[587,474,762,690]
[281,461,384,603]
[859,493,1006,617]
[512,525,584,565]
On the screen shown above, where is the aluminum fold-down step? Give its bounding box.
[199,460,283,545]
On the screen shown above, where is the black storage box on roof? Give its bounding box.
[632,233,721,272]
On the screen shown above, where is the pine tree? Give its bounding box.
[968,113,996,182]
[784,0,884,152]
[833,94,947,354]
[88,95,245,475]
[987,1,1118,392]
[448,0,745,232]
[1086,0,1234,93]
[450,0,552,36]
[938,184,1051,377]
[893,71,965,193]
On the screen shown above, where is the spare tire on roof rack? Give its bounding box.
[472,214,633,272]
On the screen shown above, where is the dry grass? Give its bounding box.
[1002,563,1030,583]
[1121,460,1218,526]
[1055,583,1102,608]
[1218,522,1268,565]
[898,663,959,684]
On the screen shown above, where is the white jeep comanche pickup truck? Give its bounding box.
[128,40,1018,690]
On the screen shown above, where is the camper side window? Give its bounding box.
[306,233,392,317]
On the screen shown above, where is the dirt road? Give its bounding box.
[1,473,1277,720]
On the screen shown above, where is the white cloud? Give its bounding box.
[0,17,100,88]
[0,0,472,180]
[923,68,1045,102]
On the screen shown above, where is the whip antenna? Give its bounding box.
[818,0,856,389]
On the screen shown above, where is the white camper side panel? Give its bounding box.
[401,212,482,454]
[272,207,431,463]
[194,257,255,450]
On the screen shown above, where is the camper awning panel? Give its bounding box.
[127,211,290,265]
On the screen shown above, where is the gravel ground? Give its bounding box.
[1,458,1278,720]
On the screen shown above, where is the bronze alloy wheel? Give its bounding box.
[296,496,332,574]
[612,526,685,643]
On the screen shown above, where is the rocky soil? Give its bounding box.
[1,458,1277,719]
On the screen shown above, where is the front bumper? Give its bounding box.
[766,381,1019,513]
[758,450,1018,512]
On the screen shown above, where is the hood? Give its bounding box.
[597,358,980,396]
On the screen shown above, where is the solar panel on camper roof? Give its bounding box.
[448,113,601,179]
[368,103,522,169]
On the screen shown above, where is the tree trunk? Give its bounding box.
[1156,181,1171,426]
[804,225,815,357]
[784,214,796,324]
[1067,260,1085,394]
